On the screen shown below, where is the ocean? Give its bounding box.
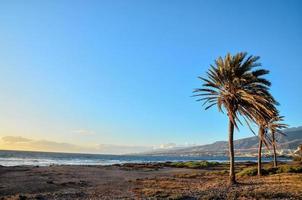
[0,150,291,166]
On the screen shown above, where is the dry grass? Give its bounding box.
[133,170,302,199]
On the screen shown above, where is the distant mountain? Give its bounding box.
[143,127,302,157]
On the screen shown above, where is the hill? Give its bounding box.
[144,127,302,157]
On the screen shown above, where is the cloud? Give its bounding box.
[2,136,33,144]
[157,143,177,149]
[71,129,95,135]
[96,144,153,154]
[1,136,88,153]
[0,136,195,155]
[0,136,152,154]
[152,142,196,151]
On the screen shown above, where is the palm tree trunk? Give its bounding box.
[272,134,277,167]
[228,119,236,184]
[258,139,262,176]
[257,126,264,176]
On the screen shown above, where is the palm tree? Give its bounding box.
[253,103,279,176]
[253,108,288,175]
[194,52,273,185]
[267,115,288,167]
[257,121,268,176]
[256,119,273,176]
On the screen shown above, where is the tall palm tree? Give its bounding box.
[267,115,288,167]
[194,52,273,185]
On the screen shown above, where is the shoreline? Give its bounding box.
[0,158,293,168]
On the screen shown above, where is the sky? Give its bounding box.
[0,0,301,154]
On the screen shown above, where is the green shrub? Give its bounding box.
[237,167,258,177]
[237,165,302,177]
[265,167,279,175]
[276,165,302,173]
[169,161,219,169]
[184,161,201,168]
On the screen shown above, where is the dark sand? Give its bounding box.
[0,163,301,200]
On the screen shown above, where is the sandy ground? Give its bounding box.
[0,163,301,200]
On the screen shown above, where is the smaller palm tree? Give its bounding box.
[257,121,269,176]
[251,104,278,176]
[267,115,288,167]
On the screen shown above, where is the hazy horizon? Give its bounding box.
[1,0,302,154]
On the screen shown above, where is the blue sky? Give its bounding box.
[0,0,301,153]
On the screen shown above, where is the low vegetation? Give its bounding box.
[167,161,220,169]
[237,164,302,177]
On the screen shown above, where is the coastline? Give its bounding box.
[1,161,301,199]
[0,149,293,167]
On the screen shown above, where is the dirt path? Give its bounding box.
[0,165,195,199]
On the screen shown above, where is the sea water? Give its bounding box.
[0,150,290,166]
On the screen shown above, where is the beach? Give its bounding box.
[1,162,301,200]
